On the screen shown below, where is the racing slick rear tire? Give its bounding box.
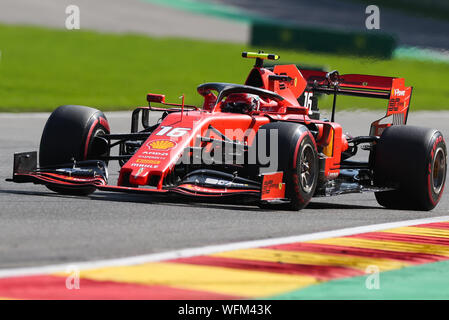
[39,105,110,196]
[256,122,319,211]
[373,125,447,211]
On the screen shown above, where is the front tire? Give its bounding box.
[373,125,447,211]
[39,105,110,195]
[256,122,319,210]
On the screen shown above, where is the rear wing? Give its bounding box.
[299,69,413,136]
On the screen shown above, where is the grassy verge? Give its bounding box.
[0,24,448,112]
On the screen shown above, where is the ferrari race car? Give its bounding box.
[9,52,447,211]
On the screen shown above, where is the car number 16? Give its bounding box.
[155,126,191,137]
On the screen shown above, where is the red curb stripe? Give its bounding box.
[414,222,449,230]
[348,232,449,246]
[266,242,446,264]
[0,275,242,300]
[169,255,363,281]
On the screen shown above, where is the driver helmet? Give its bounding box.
[222,93,260,113]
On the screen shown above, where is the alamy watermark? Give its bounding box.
[171,128,279,172]
[365,5,380,30]
[65,5,80,30]
[65,265,80,290]
[365,265,380,290]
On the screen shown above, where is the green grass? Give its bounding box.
[0,24,448,112]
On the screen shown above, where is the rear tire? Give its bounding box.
[373,125,447,211]
[39,105,110,195]
[256,122,318,210]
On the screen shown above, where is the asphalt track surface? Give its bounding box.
[0,110,448,269]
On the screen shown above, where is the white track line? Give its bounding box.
[0,215,448,278]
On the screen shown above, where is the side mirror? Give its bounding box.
[326,70,340,87]
[147,93,165,104]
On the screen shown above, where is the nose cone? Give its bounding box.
[129,167,150,185]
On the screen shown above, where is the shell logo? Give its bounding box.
[147,139,176,150]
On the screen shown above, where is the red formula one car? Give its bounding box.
[9,52,447,210]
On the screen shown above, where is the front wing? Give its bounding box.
[8,151,285,201]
